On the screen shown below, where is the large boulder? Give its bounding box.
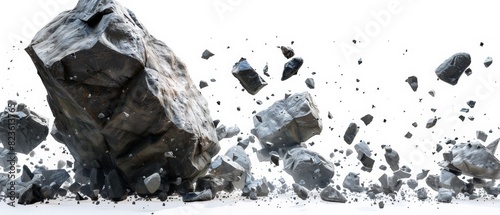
[282,147,334,190]
[25,0,220,197]
[445,141,500,179]
[251,92,322,150]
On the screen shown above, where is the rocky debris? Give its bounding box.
[232,58,268,95]
[404,132,412,139]
[346,149,354,157]
[209,155,246,189]
[18,184,44,205]
[144,173,161,194]
[444,141,500,179]
[407,179,418,190]
[435,52,471,85]
[283,147,334,190]
[437,188,453,203]
[378,201,384,209]
[199,80,208,89]
[378,173,403,194]
[358,58,363,65]
[216,124,240,140]
[242,177,271,199]
[0,147,16,170]
[343,172,363,193]
[429,90,435,97]
[476,130,488,142]
[394,166,411,179]
[406,76,418,92]
[467,100,476,108]
[355,141,374,171]
[320,185,347,203]
[0,100,49,154]
[280,46,295,59]
[201,49,215,60]
[484,56,493,68]
[416,188,428,200]
[41,169,70,195]
[252,91,322,150]
[436,144,443,153]
[384,146,400,171]
[305,78,315,89]
[425,174,441,191]
[360,114,373,126]
[343,123,358,145]
[292,183,309,200]
[425,117,437,128]
[417,169,430,180]
[182,189,213,202]
[105,169,128,201]
[281,57,304,81]
[439,169,464,194]
[25,0,220,198]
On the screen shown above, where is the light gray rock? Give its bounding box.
[384,146,400,171]
[343,172,363,193]
[449,142,500,179]
[437,188,453,203]
[320,185,347,203]
[144,172,161,194]
[283,147,334,190]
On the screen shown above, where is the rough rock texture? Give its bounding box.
[280,46,295,59]
[0,100,49,154]
[343,123,358,144]
[283,147,334,190]
[292,183,309,200]
[25,0,220,197]
[281,57,304,81]
[320,185,347,203]
[343,172,363,193]
[406,76,418,92]
[251,92,322,150]
[435,52,471,85]
[446,142,500,179]
[232,58,268,95]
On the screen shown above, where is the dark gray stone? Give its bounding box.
[252,91,322,150]
[467,100,476,108]
[484,56,493,68]
[183,189,213,202]
[283,147,334,190]
[429,90,435,97]
[199,80,208,89]
[201,49,214,60]
[416,169,429,180]
[384,146,400,171]
[435,52,471,85]
[437,188,453,203]
[343,172,363,193]
[426,117,437,128]
[18,184,44,205]
[25,0,220,198]
[407,179,418,190]
[320,185,347,203]
[360,114,373,126]
[305,78,315,89]
[343,122,358,145]
[439,169,464,194]
[436,144,443,153]
[477,130,488,142]
[41,169,70,190]
[292,183,309,200]
[21,165,34,182]
[280,46,295,59]
[232,58,268,95]
[425,174,441,191]
[0,101,49,154]
[416,188,428,200]
[282,57,304,81]
[406,76,418,92]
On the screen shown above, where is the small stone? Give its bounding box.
[428,90,435,97]
[358,58,362,65]
[384,146,400,171]
[404,132,412,139]
[320,185,347,203]
[416,188,428,200]
[360,114,373,126]
[477,130,488,142]
[280,46,295,59]
[343,122,358,145]
[292,183,309,200]
[407,179,418,190]
[343,172,363,193]
[378,201,384,209]
[484,56,493,68]
[465,68,472,76]
[199,80,208,89]
[201,49,215,60]
[435,52,471,85]
[467,100,476,108]
[305,78,315,89]
[144,173,161,194]
[281,57,304,81]
[406,76,418,92]
[232,58,268,95]
[436,144,443,153]
[437,188,453,203]
[425,117,437,128]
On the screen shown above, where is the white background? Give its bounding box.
[1,0,500,213]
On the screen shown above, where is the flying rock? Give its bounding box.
[360,114,373,126]
[343,123,358,145]
[435,52,471,85]
[232,58,268,95]
[283,147,334,190]
[280,46,295,59]
[437,188,453,203]
[343,172,363,193]
[282,57,304,81]
[292,183,309,200]
[484,56,493,68]
[384,146,400,171]
[201,49,214,60]
[406,76,418,92]
[305,78,315,89]
[320,185,347,203]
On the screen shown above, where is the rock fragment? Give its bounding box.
[407,179,418,190]
[416,188,428,200]
[360,114,373,126]
[437,188,453,203]
[280,46,295,59]
[183,189,213,202]
[425,117,437,128]
[18,184,44,205]
[384,146,400,171]
[0,101,49,154]
[484,56,493,68]
[425,174,441,191]
[343,123,358,145]
[320,185,347,203]
[305,78,315,89]
[199,80,208,89]
[405,76,418,92]
[476,130,488,142]
[281,57,304,81]
[343,172,363,193]
[283,147,334,190]
[467,100,476,108]
[201,49,215,60]
[232,58,268,95]
[447,142,500,179]
[435,52,471,85]
[252,91,322,150]
[292,183,309,200]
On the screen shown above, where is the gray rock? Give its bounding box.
[25,0,220,198]
[467,100,476,108]
[484,56,493,68]
[407,179,418,190]
[360,114,373,126]
[21,165,34,182]
[252,91,322,150]
[394,168,411,179]
[378,173,403,194]
[406,76,418,92]
[199,80,208,89]
[305,78,315,89]
[224,145,251,189]
[183,189,213,202]
[232,58,268,95]
[18,184,44,205]
[425,174,441,191]
[0,101,49,154]
[346,149,353,157]
[201,49,214,60]
[429,90,435,97]
[476,130,488,142]
[280,46,295,59]
[343,122,358,145]
[144,172,161,194]
[320,185,347,203]
[437,188,453,203]
[416,169,429,180]
[343,172,363,193]
[439,169,463,194]
[216,124,240,140]
[354,141,371,157]
[384,146,400,171]
[292,183,309,200]
[242,177,271,197]
[41,169,70,190]
[426,117,437,128]
[483,185,500,197]
[435,52,471,85]
[283,147,334,190]
[195,175,232,194]
[436,144,443,153]
[449,142,500,179]
[282,57,304,81]
[416,188,428,200]
[465,68,472,76]
[210,155,245,184]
